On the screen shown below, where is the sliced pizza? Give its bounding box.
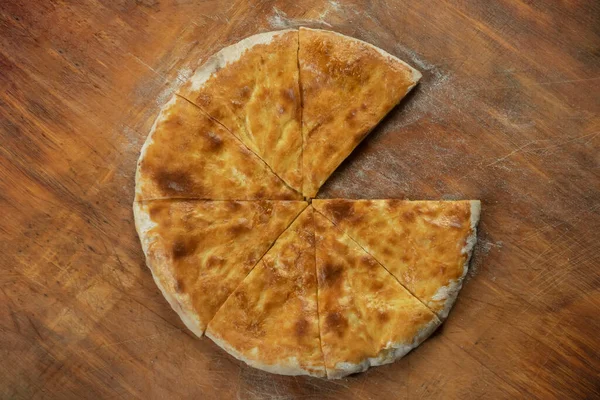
[313,200,481,319]
[314,210,440,379]
[299,27,422,197]
[135,95,300,201]
[206,207,325,377]
[178,30,303,193]
[133,200,307,336]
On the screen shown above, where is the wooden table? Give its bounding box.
[1,1,599,398]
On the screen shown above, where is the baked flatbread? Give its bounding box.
[135,95,300,201]
[133,200,307,336]
[178,30,302,193]
[314,211,440,379]
[313,200,481,319]
[206,207,325,377]
[299,27,422,197]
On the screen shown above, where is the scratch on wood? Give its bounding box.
[90,328,182,351]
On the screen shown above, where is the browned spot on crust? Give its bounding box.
[300,226,315,246]
[226,201,242,212]
[203,130,223,151]
[283,193,298,200]
[325,311,348,338]
[403,211,416,223]
[257,201,274,215]
[254,187,267,199]
[153,169,196,196]
[345,108,357,124]
[281,87,295,103]
[246,320,265,337]
[295,318,309,337]
[387,199,402,209]
[360,255,379,270]
[148,202,169,221]
[235,290,249,309]
[172,237,198,260]
[206,255,224,268]
[378,311,389,323]
[371,281,384,291]
[320,263,343,286]
[323,143,336,156]
[239,85,251,99]
[196,92,212,108]
[228,218,251,235]
[174,277,186,293]
[386,236,400,248]
[438,264,447,275]
[324,201,354,223]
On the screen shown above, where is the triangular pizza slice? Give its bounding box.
[133,200,307,336]
[314,210,440,379]
[135,95,300,201]
[299,27,422,197]
[207,206,325,377]
[313,200,481,319]
[178,30,303,193]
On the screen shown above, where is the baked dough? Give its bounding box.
[299,27,422,197]
[178,30,302,193]
[207,207,325,377]
[314,211,440,379]
[133,28,482,379]
[135,95,301,201]
[133,199,307,335]
[313,200,481,319]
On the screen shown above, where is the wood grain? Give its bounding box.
[1,0,599,398]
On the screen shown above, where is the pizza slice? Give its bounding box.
[314,211,440,379]
[313,200,481,319]
[299,27,422,197]
[178,29,302,193]
[206,206,325,377]
[133,200,307,336]
[135,95,300,201]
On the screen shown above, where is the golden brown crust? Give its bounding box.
[133,29,481,379]
[206,207,325,377]
[134,200,307,335]
[313,200,480,319]
[178,30,303,193]
[314,211,440,379]
[135,95,301,201]
[299,27,421,197]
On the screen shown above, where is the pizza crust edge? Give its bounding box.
[133,201,206,337]
[327,316,441,379]
[300,27,423,93]
[183,29,298,94]
[134,95,179,201]
[430,200,482,319]
[206,327,325,377]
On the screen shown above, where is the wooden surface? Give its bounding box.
[1,0,599,398]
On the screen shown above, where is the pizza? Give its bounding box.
[207,206,324,377]
[177,29,302,193]
[135,95,300,201]
[134,27,481,379]
[299,28,422,197]
[314,210,441,378]
[133,200,306,335]
[313,199,481,319]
